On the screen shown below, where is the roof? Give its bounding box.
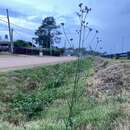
[0,41,10,45]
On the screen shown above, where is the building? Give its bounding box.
[0,41,10,52]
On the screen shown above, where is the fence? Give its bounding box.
[13,47,64,56]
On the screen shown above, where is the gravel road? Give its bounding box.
[0,55,77,72]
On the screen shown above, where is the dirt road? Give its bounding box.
[0,55,77,72]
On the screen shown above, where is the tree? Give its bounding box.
[35,17,60,48]
[14,40,31,48]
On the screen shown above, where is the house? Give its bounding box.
[0,41,10,52]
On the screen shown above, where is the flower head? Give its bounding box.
[96,30,99,33]
[79,3,83,8]
[89,28,92,32]
[61,23,64,26]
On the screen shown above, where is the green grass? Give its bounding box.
[0,57,128,130]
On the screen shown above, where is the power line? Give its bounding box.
[0,19,33,36]
[0,18,8,24]
[0,16,7,19]
[0,18,34,32]
[13,29,23,36]
[14,29,34,36]
[0,29,8,31]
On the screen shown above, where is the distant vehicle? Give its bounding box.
[64,48,74,56]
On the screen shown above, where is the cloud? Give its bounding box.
[120,2,130,15]
[0,0,130,53]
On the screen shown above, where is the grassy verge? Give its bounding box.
[0,57,128,130]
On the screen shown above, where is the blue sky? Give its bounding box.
[0,0,130,53]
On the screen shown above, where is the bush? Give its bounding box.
[127,52,130,59]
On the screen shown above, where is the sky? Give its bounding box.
[0,0,130,53]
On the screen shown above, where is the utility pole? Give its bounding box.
[10,29,14,54]
[6,9,13,53]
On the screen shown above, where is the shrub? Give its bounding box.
[127,52,130,59]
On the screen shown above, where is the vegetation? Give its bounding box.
[35,17,61,48]
[0,2,129,130]
[128,52,130,59]
[0,57,129,130]
[14,40,32,48]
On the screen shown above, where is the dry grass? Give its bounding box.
[113,120,130,130]
[87,59,130,98]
